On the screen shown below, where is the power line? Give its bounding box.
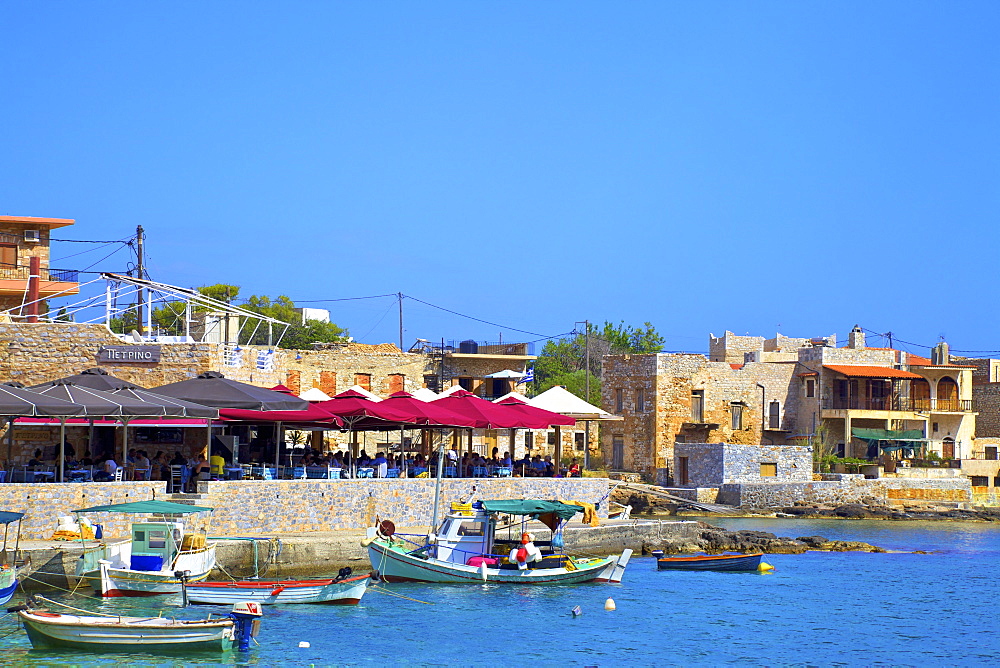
[402,294,555,338]
[294,294,398,303]
[51,238,133,243]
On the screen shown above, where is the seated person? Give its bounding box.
[210,453,226,477]
[27,449,45,467]
[93,456,119,481]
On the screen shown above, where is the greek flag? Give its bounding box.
[518,366,535,385]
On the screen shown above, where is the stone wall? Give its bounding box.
[716,474,972,508]
[194,477,609,536]
[674,442,812,487]
[0,478,610,540]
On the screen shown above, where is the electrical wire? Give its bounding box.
[402,294,553,338]
[51,238,133,263]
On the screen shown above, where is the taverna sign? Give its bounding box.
[98,345,161,364]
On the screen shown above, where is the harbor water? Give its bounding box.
[0,518,997,666]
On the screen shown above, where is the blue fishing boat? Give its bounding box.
[655,552,763,572]
[0,511,26,605]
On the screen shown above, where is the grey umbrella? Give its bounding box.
[34,367,142,391]
[151,371,308,411]
[29,382,169,481]
[0,383,87,472]
[107,387,220,419]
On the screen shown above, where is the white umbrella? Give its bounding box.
[300,387,332,402]
[484,369,527,379]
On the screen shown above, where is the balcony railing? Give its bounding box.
[0,263,79,283]
[823,397,973,412]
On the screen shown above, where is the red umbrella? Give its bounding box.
[432,389,536,429]
[495,396,576,428]
[381,392,478,427]
[269,384,297,396]
[219,403,342,426]
[316,389,417,427]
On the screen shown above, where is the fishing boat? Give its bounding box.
[365,499,631,584]
[17,597,262,652]
[655,552,764,572]
[186,568,370,605]
[0,511,26,605]
[73,500,217,597]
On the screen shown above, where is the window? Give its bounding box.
[970,476,989,487]
[547,431,557,445]
[388,374,405,394]
[636,389,645,412]
[285,370,301,395]
[615,389,624,413]
[730,403,743,430]
[985,446,998,461]
[458,377,474,391]
[574,432,585,451]
[768,401,780,429]
[423,374,440,393]
[805,379,815,398]
[354,373,371,391]
[691,390,704,423]
[524,432,534,451]
[0,244,15,267]
[678,456,690,485]
[760,463,777,477]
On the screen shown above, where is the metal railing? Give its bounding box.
[823,397,972,412]
[0,263,79,283]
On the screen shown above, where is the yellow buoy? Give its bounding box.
[758,562,774,572]
[604,598,616,611]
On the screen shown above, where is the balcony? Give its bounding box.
[410,339,536,357]
[0,263,79,283]
[822,397,973,412]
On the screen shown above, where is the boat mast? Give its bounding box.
[429,433,446,537]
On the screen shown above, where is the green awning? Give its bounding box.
[0,511,24,524]
[75,500,213,515]
[852,428,925,442]
[479,499,582,521]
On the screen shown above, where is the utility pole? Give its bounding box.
[398,292,404,351]
[135,225,145,336]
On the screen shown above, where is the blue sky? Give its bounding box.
[2,2,998,355]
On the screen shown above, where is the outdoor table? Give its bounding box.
[225,467,243,480]
[67,469,92,482]
[357,467,374,478]
[411,467,427,477]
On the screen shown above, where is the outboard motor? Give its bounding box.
[229,601,263,651]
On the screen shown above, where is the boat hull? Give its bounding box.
[368,539,630,584]
[0,567,18,605]
[656,553,763,572]
[78,546,217,597]
[19,611,233,652]
[187,574,370,605]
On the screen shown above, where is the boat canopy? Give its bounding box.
[479,500,583,521]
[0,511,24,524]
[74,499,214,514]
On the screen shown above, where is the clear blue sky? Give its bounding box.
[2,2,998,356]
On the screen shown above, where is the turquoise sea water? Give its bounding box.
[1,518,998,666]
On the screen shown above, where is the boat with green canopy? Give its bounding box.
[73,499,216,598]
[365,499,631,584]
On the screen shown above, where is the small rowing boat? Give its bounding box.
[655,552,764,572]
[0,511,26,605]
[186,568,370,605]
[17,598,263,652]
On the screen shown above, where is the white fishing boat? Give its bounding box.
[73,500,217,597]
[18,597,263,652]
[186,569,370,605]
[365,500,631,585]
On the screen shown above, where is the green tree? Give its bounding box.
[531,320,665,402]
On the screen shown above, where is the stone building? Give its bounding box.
[0,321,550,464]
[602,326,977,483]
[0,215,80,315]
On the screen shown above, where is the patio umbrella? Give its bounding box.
[107,387,221,419]
[315,390,418,475]
[152,372,308,470]
[34,367,142,391]
[152,372,308,411]
[269,384,297,395]
[0,383,87,473]
[28,382,169,482]
[381,392,477,428]
[494,396,577,428]
[299,387,332,402]
[431,389,528,429]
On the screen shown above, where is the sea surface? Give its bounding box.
[1,518,998,667]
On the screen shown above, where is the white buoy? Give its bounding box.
[605,598,616,611]
[571,605,582,617]
[299,641,311,648]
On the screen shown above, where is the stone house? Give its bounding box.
[601,326,977,484]
[0,215,80,316]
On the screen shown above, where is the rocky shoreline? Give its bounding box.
[614,488,1000,522]
[642,522,886,556]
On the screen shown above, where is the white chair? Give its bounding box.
[113,468,124,482]
[168,465,185,493]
